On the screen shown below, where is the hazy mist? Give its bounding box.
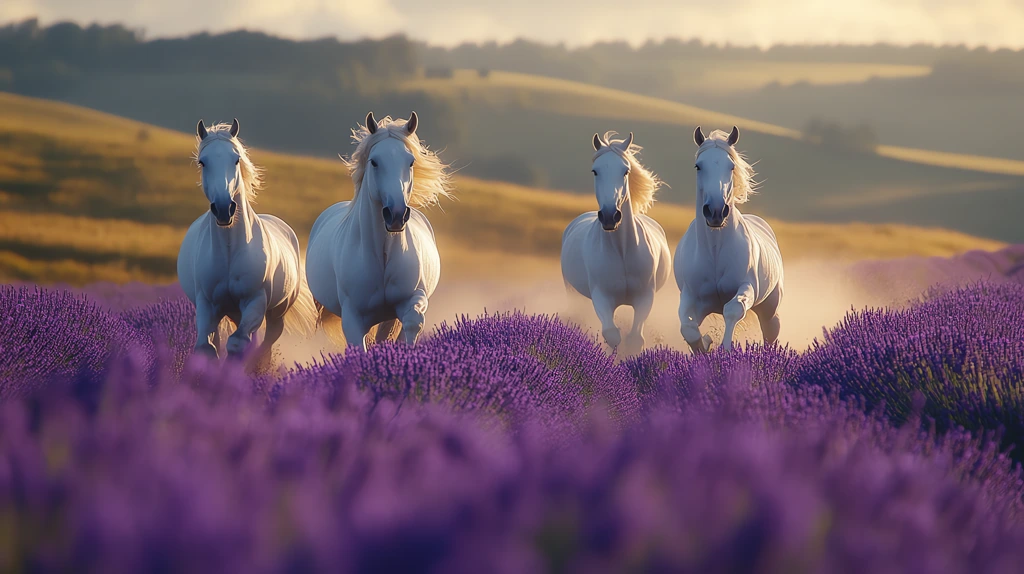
[2,0,1022,49]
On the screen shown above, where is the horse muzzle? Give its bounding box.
[597,208,622,232]
[382,205,411,233]
[210,201,237,227]
[703,204,730,229]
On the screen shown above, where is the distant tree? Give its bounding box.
[803,118,879,154]
[426,67,453,79]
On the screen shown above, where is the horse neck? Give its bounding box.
[695,201,743,250]
[350,176,395,257]
[612,189,640,247]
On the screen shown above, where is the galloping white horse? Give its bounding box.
[177,119,317,363]
[561,131,671,354]
[306,112,452,350]
[675,126,783,353]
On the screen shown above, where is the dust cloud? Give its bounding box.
[273,257,926,368]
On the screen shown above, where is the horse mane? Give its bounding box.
[593,131,663,215]
[695,129,758,204]
[193,123,263,202]
[343,116,453,209]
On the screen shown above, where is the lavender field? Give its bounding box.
[2,273,1024,573]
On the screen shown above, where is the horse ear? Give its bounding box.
[230,118,240,138]
[593,133,603,150]
[617,131,633,151]
[406,111,418,135]
[366,112,378,134]
[693,126,705,146]
[197,120,208,140]
[728,126,740,146]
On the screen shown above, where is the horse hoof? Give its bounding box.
[194,343,219,359]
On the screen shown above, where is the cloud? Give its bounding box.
[2,0,1022,48]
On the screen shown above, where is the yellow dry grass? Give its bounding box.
[0,91,1007,285]
[403,69,1024,178]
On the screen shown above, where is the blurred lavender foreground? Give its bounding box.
[2,279,1024,572]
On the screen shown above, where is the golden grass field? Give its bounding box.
[0,91,1007,287]
[671,61,931,93]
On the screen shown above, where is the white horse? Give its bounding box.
[561,131,671,355]
[306,111,452,350]
[674,126,783,353]
[177,119,317,364]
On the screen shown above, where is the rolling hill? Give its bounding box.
[0,91,1006,286]
[401,70,1024,243]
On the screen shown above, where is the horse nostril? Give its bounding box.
[210,202,217,215]
[597,211,606,224]
[613,210,622,224]
[402,207,411,223]
[382,206,392,223]
[721,205,730,219]
[702,204,712,219]
[228,202,237,218]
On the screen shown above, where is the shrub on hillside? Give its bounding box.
[120,297,196,375]
[798,282,1024,457]
[0,286,151,400]
[2,350,1023,573]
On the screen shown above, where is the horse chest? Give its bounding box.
[342,249,417,309]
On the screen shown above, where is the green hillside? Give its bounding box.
[0,92,1006,285]
[402,70,1024,242]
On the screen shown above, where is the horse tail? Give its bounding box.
[283,262,319,339]
[364,319,401,349]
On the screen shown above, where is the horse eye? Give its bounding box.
[235,159,240,166]
[409,160,415,168]
[371,159,378,168]
[198,160,204,167]
[591,170,597,176]
[695,165,700,171]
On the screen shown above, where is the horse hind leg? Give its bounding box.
[254,313,285,374]
[753,285,782,346]
[363,319,400,348]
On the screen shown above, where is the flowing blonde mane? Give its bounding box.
[343,116,452,209]
[695,130,758,204]
[193,123,263,202]
[593,131,663,215]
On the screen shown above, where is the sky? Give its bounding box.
[2,0,1023,49]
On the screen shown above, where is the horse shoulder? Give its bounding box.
[562,212,598,244]
[309,201,352,244]
[176,214,211,302]
[408,208,436,240]
[743,213,779,243]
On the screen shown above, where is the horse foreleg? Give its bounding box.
[193,295,221,359]
[591,290,620,350]
[722,283,755,351]
[227,292,268,359]
[341,303,371,352]
[623,290,654,356]
[396,289,429,345]
[678,286,711,354]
